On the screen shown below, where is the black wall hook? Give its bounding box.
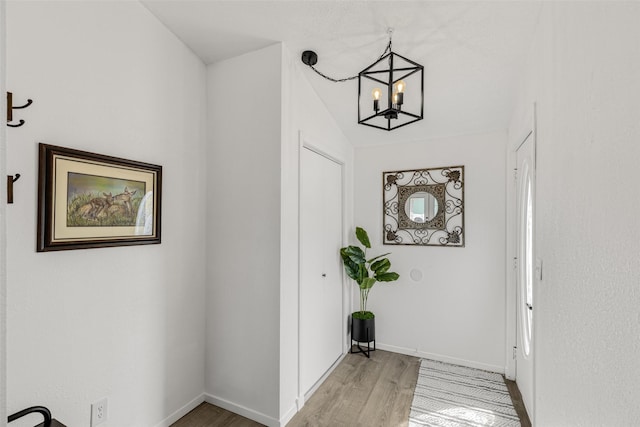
[7,174,20,204]
[7,92,33,127]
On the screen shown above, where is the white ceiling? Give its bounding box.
[141,1,542,146]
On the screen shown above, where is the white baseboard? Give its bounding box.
[153,393,205,427]
[279,404,298,427]
[204,393,280,427]
[302,353,345,402]
[285,353,346,426]
[376,342,505,374]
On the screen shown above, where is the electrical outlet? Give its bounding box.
[91,397,108,426]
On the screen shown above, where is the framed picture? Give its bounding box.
[37,143,162,251]
[383,165,464,247]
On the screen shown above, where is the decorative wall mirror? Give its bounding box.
[383,166,464,247]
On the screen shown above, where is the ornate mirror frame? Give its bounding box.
[383,165,464,247]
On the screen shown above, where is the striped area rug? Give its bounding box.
[408,359,520,427]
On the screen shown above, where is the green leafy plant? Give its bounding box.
[340,227,399,320]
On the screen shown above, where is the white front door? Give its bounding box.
[299,146,343,396]
[516,131,535,420]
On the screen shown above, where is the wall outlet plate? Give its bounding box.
[91,397,108,426]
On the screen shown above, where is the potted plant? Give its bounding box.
[340,227,399,355]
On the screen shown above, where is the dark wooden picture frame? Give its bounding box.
[37,143,162,251]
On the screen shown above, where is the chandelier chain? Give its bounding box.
[307,36,393,83]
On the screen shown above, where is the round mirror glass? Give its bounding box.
[405,192,439,223]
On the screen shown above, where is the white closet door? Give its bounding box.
[299,146,343,396]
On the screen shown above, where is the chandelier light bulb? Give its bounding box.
[372,88,382,112]
[393,80,405,106]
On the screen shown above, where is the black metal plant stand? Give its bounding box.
[351,329,376,358]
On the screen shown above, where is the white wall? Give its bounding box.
[510,2,640,424]
[205,44,354,426]
[354,131,507,372]
[6,2,207,426]
[1,1,7,424]
[279,46,354,423]
[205,44,282,425]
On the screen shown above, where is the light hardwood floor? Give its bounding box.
[505,378,532,427]
[171,349,420,427]
[171,350,530,426]
[288,349,420,426]
[170,403,262,427]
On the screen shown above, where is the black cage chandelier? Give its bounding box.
[301,29,424,131]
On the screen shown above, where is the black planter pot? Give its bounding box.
[351,316,375,342]
[351,313,376,358]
